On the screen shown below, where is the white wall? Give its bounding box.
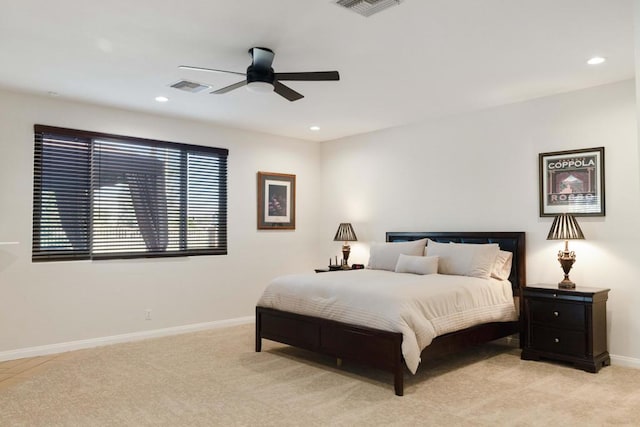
[0,89,321,354]
[321,80,640,364]
[3,80,639,365]
[636,0,640,183]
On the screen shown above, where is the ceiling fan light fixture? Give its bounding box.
[246,81,274,93]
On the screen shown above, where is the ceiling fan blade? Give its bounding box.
[211,80,247,94]
[250,47,275,69]
[275,71,340,81]
[273,81,304,102]
[179,65,246,77]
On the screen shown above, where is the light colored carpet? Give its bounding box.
[1,323,639,426]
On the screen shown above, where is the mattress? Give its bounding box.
[257,269,517,373]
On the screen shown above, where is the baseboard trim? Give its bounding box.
[493,336,640,369]
[0,316,254,362]
[497,335,520,346]
[610,354,640,369]
[5,321,640,370]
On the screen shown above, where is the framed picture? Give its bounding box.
[257,172,296,230]
[539,147,605,217]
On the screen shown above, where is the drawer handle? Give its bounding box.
[554,338,560,343]
[553,311,559,317]
[553,293,557,298]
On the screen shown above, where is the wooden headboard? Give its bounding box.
[386,231,526,295]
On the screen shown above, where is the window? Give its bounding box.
[32,125,228,261]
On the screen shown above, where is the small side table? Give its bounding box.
[315,265,364,273]
[521,283,610,373]
[315,267,348,273]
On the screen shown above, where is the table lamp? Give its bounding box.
[547,213,585,289]
[333,223,357,269]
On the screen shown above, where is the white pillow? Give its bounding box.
[395,254,439,275]
[491,250,513,281]
[367,238,428,271]
[425,240,499,279]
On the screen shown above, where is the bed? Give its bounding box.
[255,231,526,396]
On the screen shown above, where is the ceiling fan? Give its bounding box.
[179,47,340,102]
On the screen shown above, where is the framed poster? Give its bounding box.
[257,172,296,230]
[539,147,605,217]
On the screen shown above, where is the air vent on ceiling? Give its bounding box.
[170,80,210,93]
[335,0,402,17]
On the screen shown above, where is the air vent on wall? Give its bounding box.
[170,80,210,93]
[335,0,402,17]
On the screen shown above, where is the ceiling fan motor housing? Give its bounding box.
[247,65,275,85]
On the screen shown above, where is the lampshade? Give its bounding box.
[334,223,357,242]
[547,213,585,241]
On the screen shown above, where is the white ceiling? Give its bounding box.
[0,0,634,142]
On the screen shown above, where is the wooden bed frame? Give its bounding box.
[255,231,526,396]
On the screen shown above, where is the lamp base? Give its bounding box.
[558,278,576,289]
[341,244,351,269]
[557,251,577,289]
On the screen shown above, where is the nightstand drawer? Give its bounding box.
[530,325,585,357]
[529,300,585,330]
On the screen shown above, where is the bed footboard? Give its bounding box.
[256,306,519,396]
[256,306,405,396]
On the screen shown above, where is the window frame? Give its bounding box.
[32,125,228,262]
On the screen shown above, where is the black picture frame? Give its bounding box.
[539,147,605,217]
[257,172,296,230]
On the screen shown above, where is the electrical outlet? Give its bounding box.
[144,309,152,320]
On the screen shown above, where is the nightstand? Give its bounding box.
[521,283,610,372]
[315,264,364,273]
[315,267,348,273]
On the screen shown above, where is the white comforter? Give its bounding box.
[257,269,517,374]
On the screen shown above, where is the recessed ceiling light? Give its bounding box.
[155,96,169,103]
[587,57,606,65]
[96,38,114,53]
[310,126,320,131]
